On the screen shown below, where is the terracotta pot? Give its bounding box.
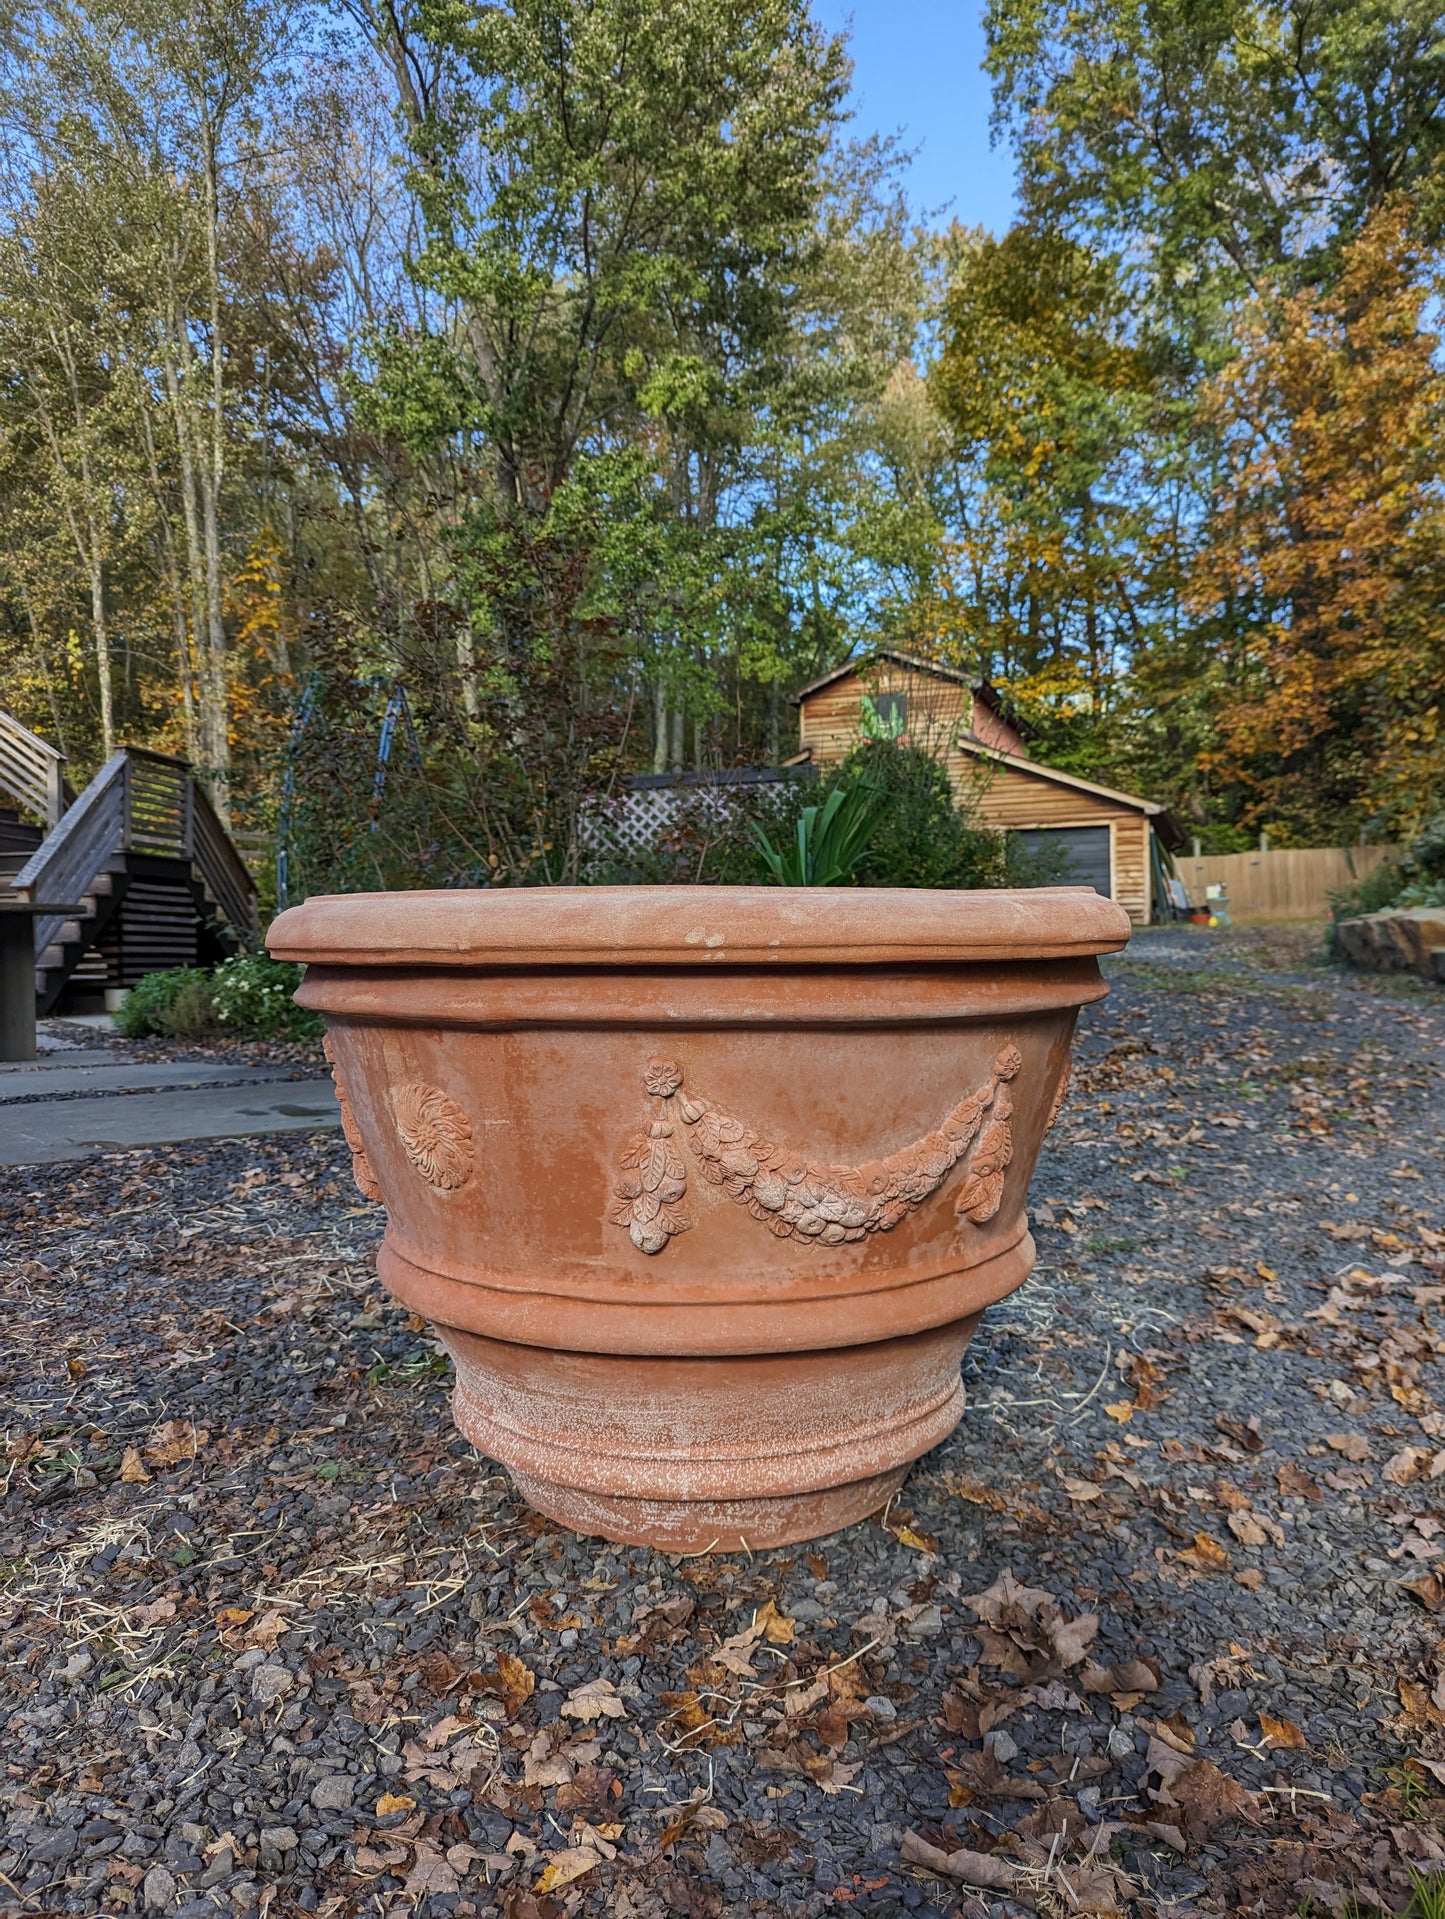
[268,887,1128,1550]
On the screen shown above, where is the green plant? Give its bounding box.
[210,953,320,1040]
[114,967,215,1039]
[163,974,218,1039]
[1406,1867,1445,1919]
[834,739,1005,889]
[751,778,881,886]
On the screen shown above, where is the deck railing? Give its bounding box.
[11,747,258,959]
[0,709,66,828]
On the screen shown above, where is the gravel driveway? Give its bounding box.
[2,926,1442,1918]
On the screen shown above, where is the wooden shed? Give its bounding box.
[791,650,1178,925]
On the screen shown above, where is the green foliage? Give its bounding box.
[114,969,215,1039]
[832,739,1006,889]
[210,955,319,1040]
[1330,814,1445,928]
[114,956,318,1041]
[751,778,881,885]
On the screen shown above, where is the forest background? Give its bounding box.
[3,0,1445,898]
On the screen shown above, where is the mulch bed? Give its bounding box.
[3,928,1443,1918]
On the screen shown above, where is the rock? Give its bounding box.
[309,1773,355,1811]
[259,1825,298,1853]
[903,1603,944,1638]
[142,1864,177,1910]
[250,1663,292,1704]
[864,1695,897,1721]
[58,1648,94,1685]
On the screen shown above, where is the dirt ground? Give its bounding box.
[2,923,1443,1918]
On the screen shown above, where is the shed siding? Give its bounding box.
[799,665,1154,924]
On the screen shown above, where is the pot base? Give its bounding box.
[442,1314,982,1551]
[507,1463,910,1552]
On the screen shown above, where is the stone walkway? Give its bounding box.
[0,1041,337,1165]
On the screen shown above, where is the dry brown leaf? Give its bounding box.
[892,1525,938,1552]
[375,1792,416,1816]
[1104,1399,1135,1423]
[144,1419,208,1466]
[1325,1432,1370,1462]
[899,1830,1021,1889]
[403,1841,460,1897]
[119,1446,151,1484]
[533,1846,605,1892]
[244,1609,289,1651]
[1163,1757,1257,1842]
[522,1733,575,1788]
[1059,1475,1103,1502]
[129,1598,176,1629]
[1227,1511,1269,1548]
[1176,1533,1231,1574]
[1277,1461,1319,1497]
[1403,1572,1445,1613]
[1258,1712,1307,1750]
[561,1678,627,1722]
[962,1568,1098,1678]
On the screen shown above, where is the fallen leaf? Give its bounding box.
[945,1746,1047,1803]
[144,1419,208,1466]
[375,1792,416,1816]
[751,1599,796,1646]
[1104,1400,1135,1424]
[533,1846,605,1892]
[1227,1511,1269,1548]
[1277,1462,1319,1498]
[522,1733,576,1788]
[1258,1712,1308,1750]
[1403,1572,1445,1613]
[892,1525,938,1552]
[119,1447,151,1484]
[1384,1446,1443,1485]
[962,1568,1098,1678]
[404,1841,460,1896]
[129,1598,176,1629]
[1325,1432,1370,1462]
[215,1606,253,1632]
[244,1610,289,1651]
[1177,1533,1231,1573]
[1059,1475,1102,1502]
[1215,1413,1265,1453]
[561,1678,627,1722]
[899,1830,1021,1889]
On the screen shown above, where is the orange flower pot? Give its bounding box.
[267,888,1127,1550]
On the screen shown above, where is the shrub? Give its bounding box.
[210,954,321,1040]
[114,968,215,1038]
[827,739,1006,889]
[1329,812,1445,938]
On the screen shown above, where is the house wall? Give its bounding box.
[799,668,1153,924]
[796,667,1026,761]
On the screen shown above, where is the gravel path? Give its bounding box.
[2,928,1443,1918]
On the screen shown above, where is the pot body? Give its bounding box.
[270,888,1126,1549]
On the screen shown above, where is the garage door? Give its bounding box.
[1012,826,1112,896]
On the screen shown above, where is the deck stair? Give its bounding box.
[0,713,258,1013]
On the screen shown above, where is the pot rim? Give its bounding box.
[268,884,1131,968]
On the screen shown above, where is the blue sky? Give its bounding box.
[814,0,1018,234]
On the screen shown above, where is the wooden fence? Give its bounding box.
[1177,844,1402,922]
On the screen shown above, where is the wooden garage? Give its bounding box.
[791,650,1178,925]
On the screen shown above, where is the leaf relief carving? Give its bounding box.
[610,1047,1022,1253]
[323,1033,382,1203]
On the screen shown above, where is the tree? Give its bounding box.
[1192,202,1445,839]
[985,0,1445,302]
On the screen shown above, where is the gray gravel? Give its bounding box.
[2,926,1442,1917]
